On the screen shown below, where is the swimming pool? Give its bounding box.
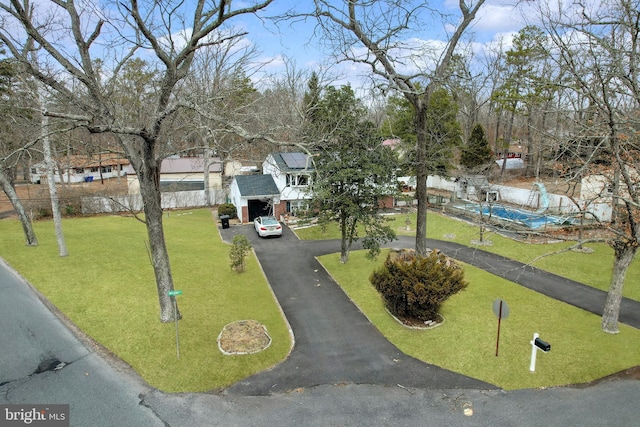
[455,203,575,229]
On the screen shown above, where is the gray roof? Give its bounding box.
[161,157,222,173]
[235,174,280,197]
[270,152,313,173]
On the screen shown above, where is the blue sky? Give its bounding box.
[235,0,533,87]
[0,0,534,93]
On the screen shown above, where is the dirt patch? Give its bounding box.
[217,320,272,355]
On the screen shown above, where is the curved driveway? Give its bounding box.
[2,221,640,425]
[220,224,640,396]
[223,226,494,395]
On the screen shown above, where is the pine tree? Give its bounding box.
[460,124,493,172]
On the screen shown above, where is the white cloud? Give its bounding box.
[474,4,525,34]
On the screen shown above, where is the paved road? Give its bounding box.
[0,258,163,427]
[1,222,639,426]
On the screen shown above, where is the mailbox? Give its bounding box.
[534,337,550,352]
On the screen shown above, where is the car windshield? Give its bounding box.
[261,217,279,225]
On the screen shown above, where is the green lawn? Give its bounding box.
[319,249,640,390]
[0,210,292,392]
[2,209,638,391]
[295,211,640,302]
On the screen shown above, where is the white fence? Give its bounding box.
[81,189,226,214]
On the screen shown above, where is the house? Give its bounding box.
[30,154,129,184]
[125,157,223,195]
[229,152,314,223]
[262,152,314,217]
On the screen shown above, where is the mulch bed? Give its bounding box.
[217,319,272,355]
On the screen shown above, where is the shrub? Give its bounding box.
[218,203,237,218]
[370,249,468,322]
[229,234,252,272]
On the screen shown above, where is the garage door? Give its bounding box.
[248,199,272,221]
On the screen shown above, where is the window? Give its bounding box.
[286,173,310,187]
[288,200,309,216]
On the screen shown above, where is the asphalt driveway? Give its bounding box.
[221,225,495,395]
[220,222,640,396]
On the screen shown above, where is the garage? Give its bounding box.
[229,175,282,223]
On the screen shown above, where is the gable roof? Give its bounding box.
[235,175,280,197]
[161,157,222,173]
[269,152,313,173]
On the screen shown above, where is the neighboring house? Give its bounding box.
[229,152,314,223]
[224,159,259,177]
[125,157,223,194]
[30,154,129,184]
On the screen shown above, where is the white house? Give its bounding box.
[229,152,314,223]
[30,154,129,184]
[262,152,314,216]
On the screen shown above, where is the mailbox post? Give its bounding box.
[529,332,550,372]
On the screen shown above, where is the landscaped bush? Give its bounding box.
[217,203,237,218]
[370,249,468,322]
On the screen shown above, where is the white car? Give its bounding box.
[253,216,283,237]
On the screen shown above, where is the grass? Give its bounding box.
[2,208,638,391]
[295,211,640,302]
[0,210,292,392]
[319,249,640,390]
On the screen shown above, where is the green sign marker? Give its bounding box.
[168,290,183,296]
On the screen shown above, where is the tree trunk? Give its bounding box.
[0,166,38,246]
[414,105,428,257]
[137,159,180,322]
[40,96,68,257]
[601,242,637,333]
[500,108,515,177]
[525,112,534,178]
[203,144,212,206]
[339,211,351,263]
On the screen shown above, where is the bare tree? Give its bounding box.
[0,55,38,246]
[537,0,640,333]
[38,87,67,256]
[309,0,486,256]
[0,0,276,322]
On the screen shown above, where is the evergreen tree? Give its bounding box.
[385,88,461,177]
[460,124,493,172]
[309,85,398,263]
